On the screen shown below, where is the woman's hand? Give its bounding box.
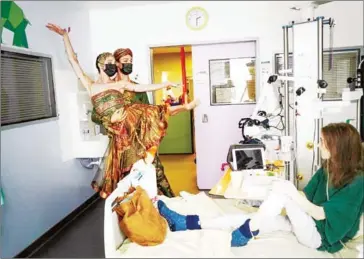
[163,82,182,89]
[46,23,70,36]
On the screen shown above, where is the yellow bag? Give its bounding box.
[209,164,232,196]
[112,186,167,246]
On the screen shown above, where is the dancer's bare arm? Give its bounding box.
[46,23,93,92]
[91,81,177,96]
[123,82,178,92]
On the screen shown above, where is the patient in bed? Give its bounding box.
[158,123,364,254]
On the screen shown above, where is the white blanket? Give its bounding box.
[117,192,234,258]
[113,192,362,258]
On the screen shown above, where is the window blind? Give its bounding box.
[274,49,360,100]
[322,51,358,99]
[1,50,57,126]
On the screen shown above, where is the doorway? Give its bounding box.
[150,40,257,193]
[150,45,198,195]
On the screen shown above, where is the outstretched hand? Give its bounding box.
[46,23,70,36]
[164,82,182,89]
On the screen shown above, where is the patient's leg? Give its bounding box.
[157,197,292,247]
[225,192,288,247]
[157,210,265,247]
[282,197,322,249]
[228,191,321,248]
[200,213,291,234]
[200,214,249,231]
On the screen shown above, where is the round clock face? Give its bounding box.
[186,7,208,30]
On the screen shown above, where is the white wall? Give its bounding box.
[316,1,363,49]
[0,1,96,257]
[88,1,301,83]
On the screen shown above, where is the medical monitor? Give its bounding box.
[232,147,265,171]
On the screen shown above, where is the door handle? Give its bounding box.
[202,114,208,123]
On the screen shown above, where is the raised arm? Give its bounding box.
[46,23,93,92]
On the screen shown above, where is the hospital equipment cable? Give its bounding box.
[269,87,286,131]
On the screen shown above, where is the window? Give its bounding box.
[322,50,359,99]
[209,57,256,105]
[1,48,57,126]
[274,48,360,100]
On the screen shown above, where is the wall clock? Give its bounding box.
[186,7,209,31]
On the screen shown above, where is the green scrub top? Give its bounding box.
[303,168,364,253]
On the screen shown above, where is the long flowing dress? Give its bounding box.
[133,91,175,198]
[91,88,175,198]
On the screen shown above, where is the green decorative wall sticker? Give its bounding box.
[1,0,30,48]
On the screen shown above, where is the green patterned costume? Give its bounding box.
[91,83,175,198]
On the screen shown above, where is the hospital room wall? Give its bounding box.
[0,2,96,258]
[88,1,301,86]
[316,1,363,49]
[89,1,363,85]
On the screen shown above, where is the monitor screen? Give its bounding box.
[233,148,264,170]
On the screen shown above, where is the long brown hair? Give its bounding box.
[321,123,363,188]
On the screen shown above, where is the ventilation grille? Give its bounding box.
[1,50,57,126]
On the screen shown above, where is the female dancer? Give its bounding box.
[158,123,363,254]
[112,47,175,198]
[46,23,200,198]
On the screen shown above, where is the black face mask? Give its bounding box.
[121,63,133,75]
[104,64,117,77]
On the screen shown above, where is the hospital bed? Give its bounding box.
[104,188,363,258]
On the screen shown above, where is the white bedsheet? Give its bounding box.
[110,192,362,258]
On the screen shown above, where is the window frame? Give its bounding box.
[207,40,258,106]
[273,46,362,101]
[1,45,59,130]
[208,56,257,106]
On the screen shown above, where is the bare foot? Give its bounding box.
[184,99,201,110]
